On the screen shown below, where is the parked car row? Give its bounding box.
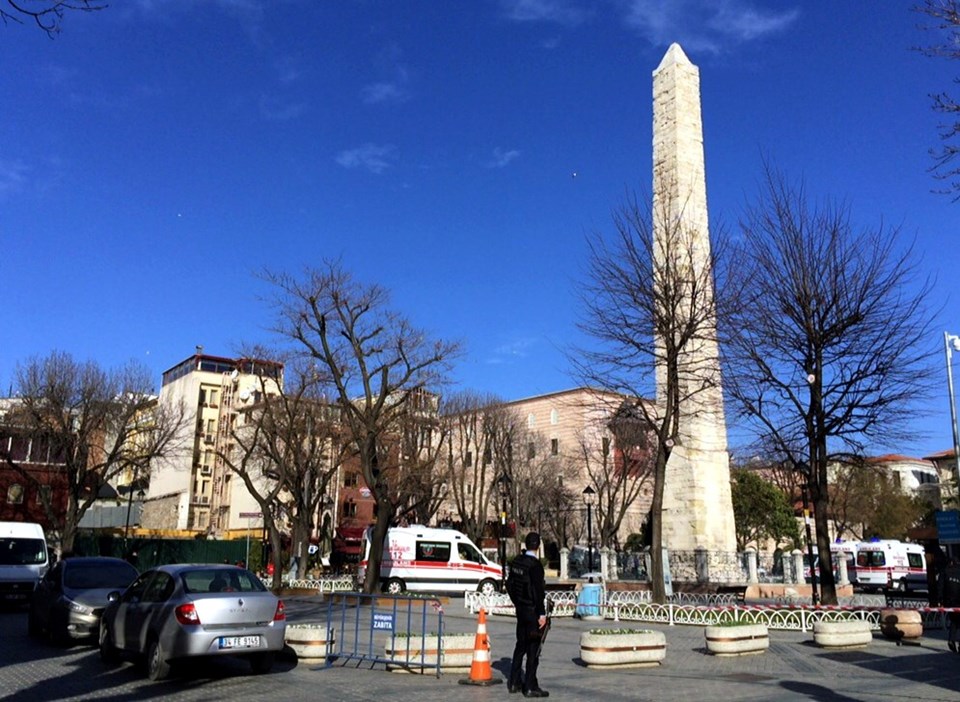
[25,556,286,681]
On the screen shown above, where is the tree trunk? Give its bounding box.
[649,449,668,604]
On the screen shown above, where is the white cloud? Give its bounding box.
[487,337,537,364]
[335,144,396,174]
[621,0,800,53]
[487,147,521,168]
[501,0,588,26]
[0,159,28,196]
[361,82,407,104]
[258,95,306,121]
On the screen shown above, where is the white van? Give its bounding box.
[357,526,503,595]
[0,522,49,605]
[854,539,925,592]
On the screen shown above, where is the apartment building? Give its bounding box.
[141,351,283,536]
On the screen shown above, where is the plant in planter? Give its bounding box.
[579,628,666,668]
[704,614,769,656]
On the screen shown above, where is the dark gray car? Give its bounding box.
[98,563,286,680]
[28,557,139,644]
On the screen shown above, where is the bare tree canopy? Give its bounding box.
[573,188,730,602]
[915,1,960,198]
[724,166,936,603]
[0,350,185,552]
[2,0,105,36]
[265,261,460,593]
[223,350,348,587]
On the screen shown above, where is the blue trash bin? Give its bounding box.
[576,582,603,620]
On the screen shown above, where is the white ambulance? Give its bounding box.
[357,526,503,595]
[854,539,925,592]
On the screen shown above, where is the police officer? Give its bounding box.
[507,532,548,697]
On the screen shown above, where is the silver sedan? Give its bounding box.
[99,564,286,680]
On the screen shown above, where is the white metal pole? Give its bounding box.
[945,332,960,501]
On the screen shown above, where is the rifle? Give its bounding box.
[536,599,554,659]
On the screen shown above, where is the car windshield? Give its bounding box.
[63,562,138,589]
[0,537,46,565]
[181,569,266,594]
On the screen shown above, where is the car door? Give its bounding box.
[31,561,62,628]
[136,571,177,650]
[114,571,155,651]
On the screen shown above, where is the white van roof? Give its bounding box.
[0,522,45,538]
[385,526,474,542]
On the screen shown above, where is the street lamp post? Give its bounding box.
[944,332,960,500]
[496,472,512,591]
[582,485,596,574]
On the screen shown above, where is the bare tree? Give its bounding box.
[724,167,936,604]
[266,262,460,594]
[574,188,729,603]
[0,351,185,553]
[1,1,105,37]
[392,395,447,526]
[223,353,349,586]
[439,391,513,545]
[914,1,960,198]
[576,402,655,549]
[828,459,931,541]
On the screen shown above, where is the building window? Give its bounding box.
[344,473,359,488]
[551,438,559,456]
[343,501,358,517]
[527,413,536,428]
[601,437,610,457]
[206,419,216,434]
[208,389,219,406]
[527,443,535,460]
[550,409,559,425]
[483,448,491,465]
[35,485,51,506]
[465,451,473,467]
[6,483,24,504]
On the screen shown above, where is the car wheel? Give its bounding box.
[99,624,119,664]
[146,636,171,681]
[477,579,498,596]
[382,578,405,595]
[249,652,275,675]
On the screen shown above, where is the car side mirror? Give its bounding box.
[107,591,121,603]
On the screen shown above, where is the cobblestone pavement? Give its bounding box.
[3,598,960,702]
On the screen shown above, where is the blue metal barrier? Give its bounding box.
[323,592,446,677]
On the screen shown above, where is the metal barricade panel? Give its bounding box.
[323,592,446,677]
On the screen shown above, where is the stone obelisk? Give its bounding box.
[652,43,737,580]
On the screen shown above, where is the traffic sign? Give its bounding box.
[239,512,262,519]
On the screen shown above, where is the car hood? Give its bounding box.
[63,587,122,608]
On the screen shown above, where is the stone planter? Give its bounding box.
[579,629,666,669]
[879,609,923,642]
[704,623,769,656]
[384,633,475,673]
[285,623,335,660]
[813,620,872,649]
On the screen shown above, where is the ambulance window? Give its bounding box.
[458,543,482,563]
[416,541,451,563]
[908,553,924,568]
[857,551,885,567]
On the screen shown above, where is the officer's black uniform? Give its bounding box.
[507,533,548,697]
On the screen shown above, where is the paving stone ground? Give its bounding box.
[3,597,960,702]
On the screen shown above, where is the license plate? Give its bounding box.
[218,636,260,649]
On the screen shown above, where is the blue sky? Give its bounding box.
[2,1,959,459]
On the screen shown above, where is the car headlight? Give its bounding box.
[64,598,92,615]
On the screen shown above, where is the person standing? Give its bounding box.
[507,532,548,697]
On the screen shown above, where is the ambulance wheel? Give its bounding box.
[383,578,405,595]
[477,579,498,595]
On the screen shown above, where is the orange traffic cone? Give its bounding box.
[458,607,502,686]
